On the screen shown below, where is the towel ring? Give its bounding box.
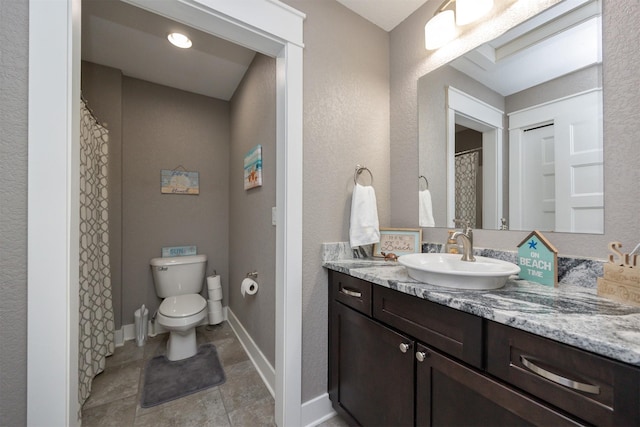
[354,165,373,186]
[419,175,429,190]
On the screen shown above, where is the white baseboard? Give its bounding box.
[226,308,276,397]
[115,306,228,346]
[301,393,336,427]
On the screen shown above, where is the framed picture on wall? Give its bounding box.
[373,228,423,257]
[244,145,263,190]
[161,169,200,195]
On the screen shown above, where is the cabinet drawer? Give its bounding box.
[486,321,640,427]
[373,286,482,368]
[330,271,372,316]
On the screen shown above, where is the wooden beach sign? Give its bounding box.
[517,231,558,287]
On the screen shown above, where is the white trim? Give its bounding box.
[446,86,504,228]
[447,86,504,127]
[27,1,304,425]
[275,42,304,427]
[301,393,336,427]
[115,311,218,346]
[227,308,276,397]
[508,87,602,128]
[27,0,81,424]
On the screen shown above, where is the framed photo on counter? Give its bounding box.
[373,228,422,257]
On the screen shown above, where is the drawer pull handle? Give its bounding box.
[520,356,600,395]
[340,286,362,298]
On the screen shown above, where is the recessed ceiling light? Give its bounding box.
[167,32,192,49]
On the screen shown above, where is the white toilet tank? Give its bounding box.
[150,254,207,298]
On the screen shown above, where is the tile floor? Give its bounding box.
[81,321,349,427]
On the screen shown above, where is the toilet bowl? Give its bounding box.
[156,294,207,360]
[150,254,208,361]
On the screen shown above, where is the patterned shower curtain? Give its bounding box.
[455,151,479,227]
[78,99,115,406]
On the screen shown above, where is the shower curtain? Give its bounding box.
[78,99,115,406]
[455,151,479,227]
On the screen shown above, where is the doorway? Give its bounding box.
[446,86,504,230]
[27,0,304,425]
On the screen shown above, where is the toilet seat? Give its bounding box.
[159,294,207,318]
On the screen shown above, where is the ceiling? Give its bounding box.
[81,0,257,100]
[82,0,599,102]
[81,0,428,100]
[449,0,601,96]
[335,0,429,31]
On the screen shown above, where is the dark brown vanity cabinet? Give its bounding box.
[330,302,415,426]
[487,321,640,426]
[328,271,640,426]
[415,344,582,426]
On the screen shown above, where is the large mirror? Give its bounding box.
[418,0,603,233]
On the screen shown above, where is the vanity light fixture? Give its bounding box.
[425,0,494,50]
[167,32,192,49]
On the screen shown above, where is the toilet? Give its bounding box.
[150,254,208,361]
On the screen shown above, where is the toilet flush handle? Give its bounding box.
[157,266,168,271]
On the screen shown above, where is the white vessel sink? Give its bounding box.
[397,253,520,290]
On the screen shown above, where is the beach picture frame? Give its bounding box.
[244,145,263,190]
[373,228,423,257]
[161,169,200,195]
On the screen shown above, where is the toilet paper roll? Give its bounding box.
[241,278,258,298]
[207,300,223,325]
[207,275,221,291]
[208,309,223,325]
[209,287,223,301]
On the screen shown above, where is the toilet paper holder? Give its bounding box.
[246,271,258,279]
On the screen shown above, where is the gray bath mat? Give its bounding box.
[141,343,226,408]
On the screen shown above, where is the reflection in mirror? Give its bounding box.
[418,0,603,233]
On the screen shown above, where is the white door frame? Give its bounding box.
[27,0,304,425]
[446,86,504,229]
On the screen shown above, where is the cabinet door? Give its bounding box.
[415,344,585,427]
[333,302,414,427]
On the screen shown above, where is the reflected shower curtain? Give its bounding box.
[78,99,115,406]
[455,151,479,227]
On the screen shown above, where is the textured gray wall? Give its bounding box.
[282,0,390,401]
[505,65,601,114]
[229,53,277,365]
[81,61,124,329]
[121,78,230,324]
[391,1,640,257]
[0,0,28,424]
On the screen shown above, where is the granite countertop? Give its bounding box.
[323,257,640,367]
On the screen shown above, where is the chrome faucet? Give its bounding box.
[451,219,475,262]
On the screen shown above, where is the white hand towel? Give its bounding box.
[349,183,380,248]
[419,189,435,227]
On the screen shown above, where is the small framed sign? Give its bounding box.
[161,169,199,195]
[517,230,558,287]
[162,245,197,257]
[244,145,263,190]
[373,228,423,258]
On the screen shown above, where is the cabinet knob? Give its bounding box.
[416,351,429,362]
[399,342,412,353]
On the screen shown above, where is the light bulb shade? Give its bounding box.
[167,32,192,48]
[424,10,456,50]
[456,0,494,26]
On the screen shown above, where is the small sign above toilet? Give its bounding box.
[162,245,197,257]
